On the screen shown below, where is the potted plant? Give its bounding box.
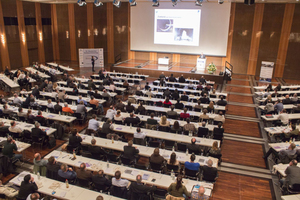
[207,63,216,74]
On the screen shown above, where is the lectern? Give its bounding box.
[196,57,206,71]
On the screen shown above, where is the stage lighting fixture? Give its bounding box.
[94,0,103,7]
[195,0,203,6]
[113,0,121,8]
[152,0,159,7]
[77,0,86,6]
[129,0,137,6]
[218,0,224,4]
[172,0,177,7]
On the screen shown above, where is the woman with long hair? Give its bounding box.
[159,115,170,127]
[168,152,179,166]
[209,141,221,154]
[207,101,214,113]
[171,120,182,133]
[167,175,190,198]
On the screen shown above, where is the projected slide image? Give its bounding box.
[174,28,193,42]
[157,19,173,32]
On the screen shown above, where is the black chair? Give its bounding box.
[287,184,300,194]
[152,189,168,199]
[166,164,179,173]
[158,126,170,133]
[46,168,58,180]
[133,138,146,146]
[177,143,187,152]
[110,185,128,199]
[93,182,109,192]
[74,113,85,125]
[66,145,79,154]
[22,130,32,143]
[107,153,120,163]
[120,155,134,166]
[156,102,162,107]
[164,140,176,150]
[32,136,44,149]
[184,168,199,180]
[208,152,222,164]
[18,116,26,122]
[77,178,91,188]
[134,163,147,170]
[149,161,164,173]
[198,127,209,138]
[149,141,160,148]
[114,120,123,125]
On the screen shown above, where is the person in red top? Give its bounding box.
[62,103,74,114]
[180,108,190,119]
[163,98,172,106]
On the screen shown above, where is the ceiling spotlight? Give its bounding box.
[94,0,103,7]
[195,0,203,6]
[218,0,224,4]
[129,0,137,6]
[172,0,177,7]
[77,0,86,6]
[113,0,121,8]
[152,0,159,7]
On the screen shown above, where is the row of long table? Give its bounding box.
[47,62,75,72]
[25,67,50,79]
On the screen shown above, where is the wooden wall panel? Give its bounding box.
[172,54,180,63]
[230,3,255,74]
[51,4,59,61]
[283,4,299,80]
[68,3,77,61]
[41,3,53,62]
[35,3,45,63]
[113,2,129,63]
[149,52,157,61]
[247,3,264,75]
[107,3,114,64]
[276,4,295,78]
[157,53,172,62]
[87,3,94,48]
[180,54,197,65]
[93,3,107,66]
[255,4,285,76]
[135,52,149,61]
[16,0,29,67]
[74,3,88,55]
[0,0,9,70]
[56,4,70,61]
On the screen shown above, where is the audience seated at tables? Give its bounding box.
[180,108,190,119]
[168,152,179,167]
[136,102,146,115]
[291,94,298,104]
[129,175,157,200]
[123,80,129,90]
[62,103,74,114]
[32,122,49,144]
[213,122,224,141]
[2,136,22,161]
[214,111,225,123]
[180,92,189,102]
[77,96,87,105]
[68,128,82,149]
[150,148,165,165]
[275,83,281,91]
[167,175,190,198]
[58,90,67,102]
[123,140,139,162]
[106,106,117,119]
[271,90,278,98]
[216,96,227,106]
[282,95,291,105]
[191,186,209,200]
[209,141,221,155]
[164,98,172,107]
[76,101,87,118]
[2,104,12,114]
[54,100,63,114]
[187,138,202,155]
[163,88,172,99]
[13,93,22,106]
[29,98,40,108]
[9,120,22,135]
[0,94,7,104]
[199,76,206,84]
[89,139,107,157]
[199,94,210,104]
[76,163,92,181]
[101,89,111,103]
[89,96,104,114]
[280,159,300,188]
[18,107,27,118]
[206,101,214,113]
[39,80,48,91]
[0,121,9,136]
[202,159,218,182]
[274,100,284,113]
[172,89,180,100]
[102,118,114,134]
[197,121,208,137]
[145,88,154,97]
[280,124,299,141]
[134,127,146,140]
[93,90,102,99]
[277,109,289,126]
[125,102,135,113]
[159,115,170,127]
[92,170,112,192]
[33,153,48,167]
[115,99,125,111]
[263,143,296,163]
[168,74,177,82]
[264,100,274,114]
[46,99,54,109]
[175,100,184,110]
[88,114,100,131]
[124,113,140,126]
[72,85,79,96]
[112,170,130,187]
[171,121,182,133]
[146,113,158,130]
[185,153,200,171]
[183,118,196,133]
[36,110,47,125]
[58,163,77,180]
[17,174,38,200]
[109,83,116,91]
[145,82,150,90]
[114,110,124,121]
[88,79,97,90]
[31,85,40,98]
[179,75,186,83]
[47,156,61,174]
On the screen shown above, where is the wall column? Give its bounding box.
[35,3,45,63]
[0,1,10,69]
[172,54,180,63]
[274,4,295,78]
[247,3,264,75]
[16,0,29,67]
[149,52,157,61]
[68,4,77,61]
[51,4,59,61]
[87,3,94,48]
[107,3,114,64]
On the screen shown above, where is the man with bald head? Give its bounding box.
[282,95,291,105]
[187,138,202,155]
[191,186,209,200]
[129,175,156,199]
[33,153,48,167]
[202,159,218,182]
[92,170,111,192]
[26,192,40,200]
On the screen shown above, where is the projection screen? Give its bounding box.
[130,2,231,56]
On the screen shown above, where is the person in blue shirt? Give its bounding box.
[184,153,200,171]
[77,96,87,106]
[58,163,77,180]
[88,114,100,131]
[274,99,284,113]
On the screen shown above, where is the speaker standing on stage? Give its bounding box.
[91,56,95,72]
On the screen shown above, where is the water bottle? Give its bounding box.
[172,146,175,152]
[91,133,94,139]
[112,137,114,144]
[186,149,188,156]
[37,172,40,180]
[65,179,69,188]
[293,138,295,143]
[107,160,109,168]
[73,150,76,159]
[201,152,203,156]
[171,170,175,180]
[189,131,192,137]
[130,123,132,129]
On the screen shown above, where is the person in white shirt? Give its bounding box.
[112,171,130,187]
[18,72,26,80]
[109,83,116,91]
[8,121,22,134]
[26,192,40,200]
[47,99,54,108]
[114,110,123,121]
[214,111,225,123]
[134,127,146,139]
[105,106,117,119]
[278,109,289,125]
[13,93,22,106]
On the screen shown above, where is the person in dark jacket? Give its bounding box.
[124,113,140,126]
[123,140,139,162]
[31,122,49,144]
[68,129,82,149]
[92,170,111,192]
[46,156,61,174]
[129,175,156,200]
[54,100,62,114]
[18,174,38,200]
[0,121,9,137]
[31,86,40,98]
[125,102,135,113]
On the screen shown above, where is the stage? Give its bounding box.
[112,59,225,84]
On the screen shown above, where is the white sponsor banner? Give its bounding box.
[260,61,274,80]
[79,48,104,68]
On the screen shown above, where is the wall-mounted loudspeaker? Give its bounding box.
[244,0,254,5]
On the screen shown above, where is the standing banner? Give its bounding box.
[259,61,274,82]
[79,48,104,68]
